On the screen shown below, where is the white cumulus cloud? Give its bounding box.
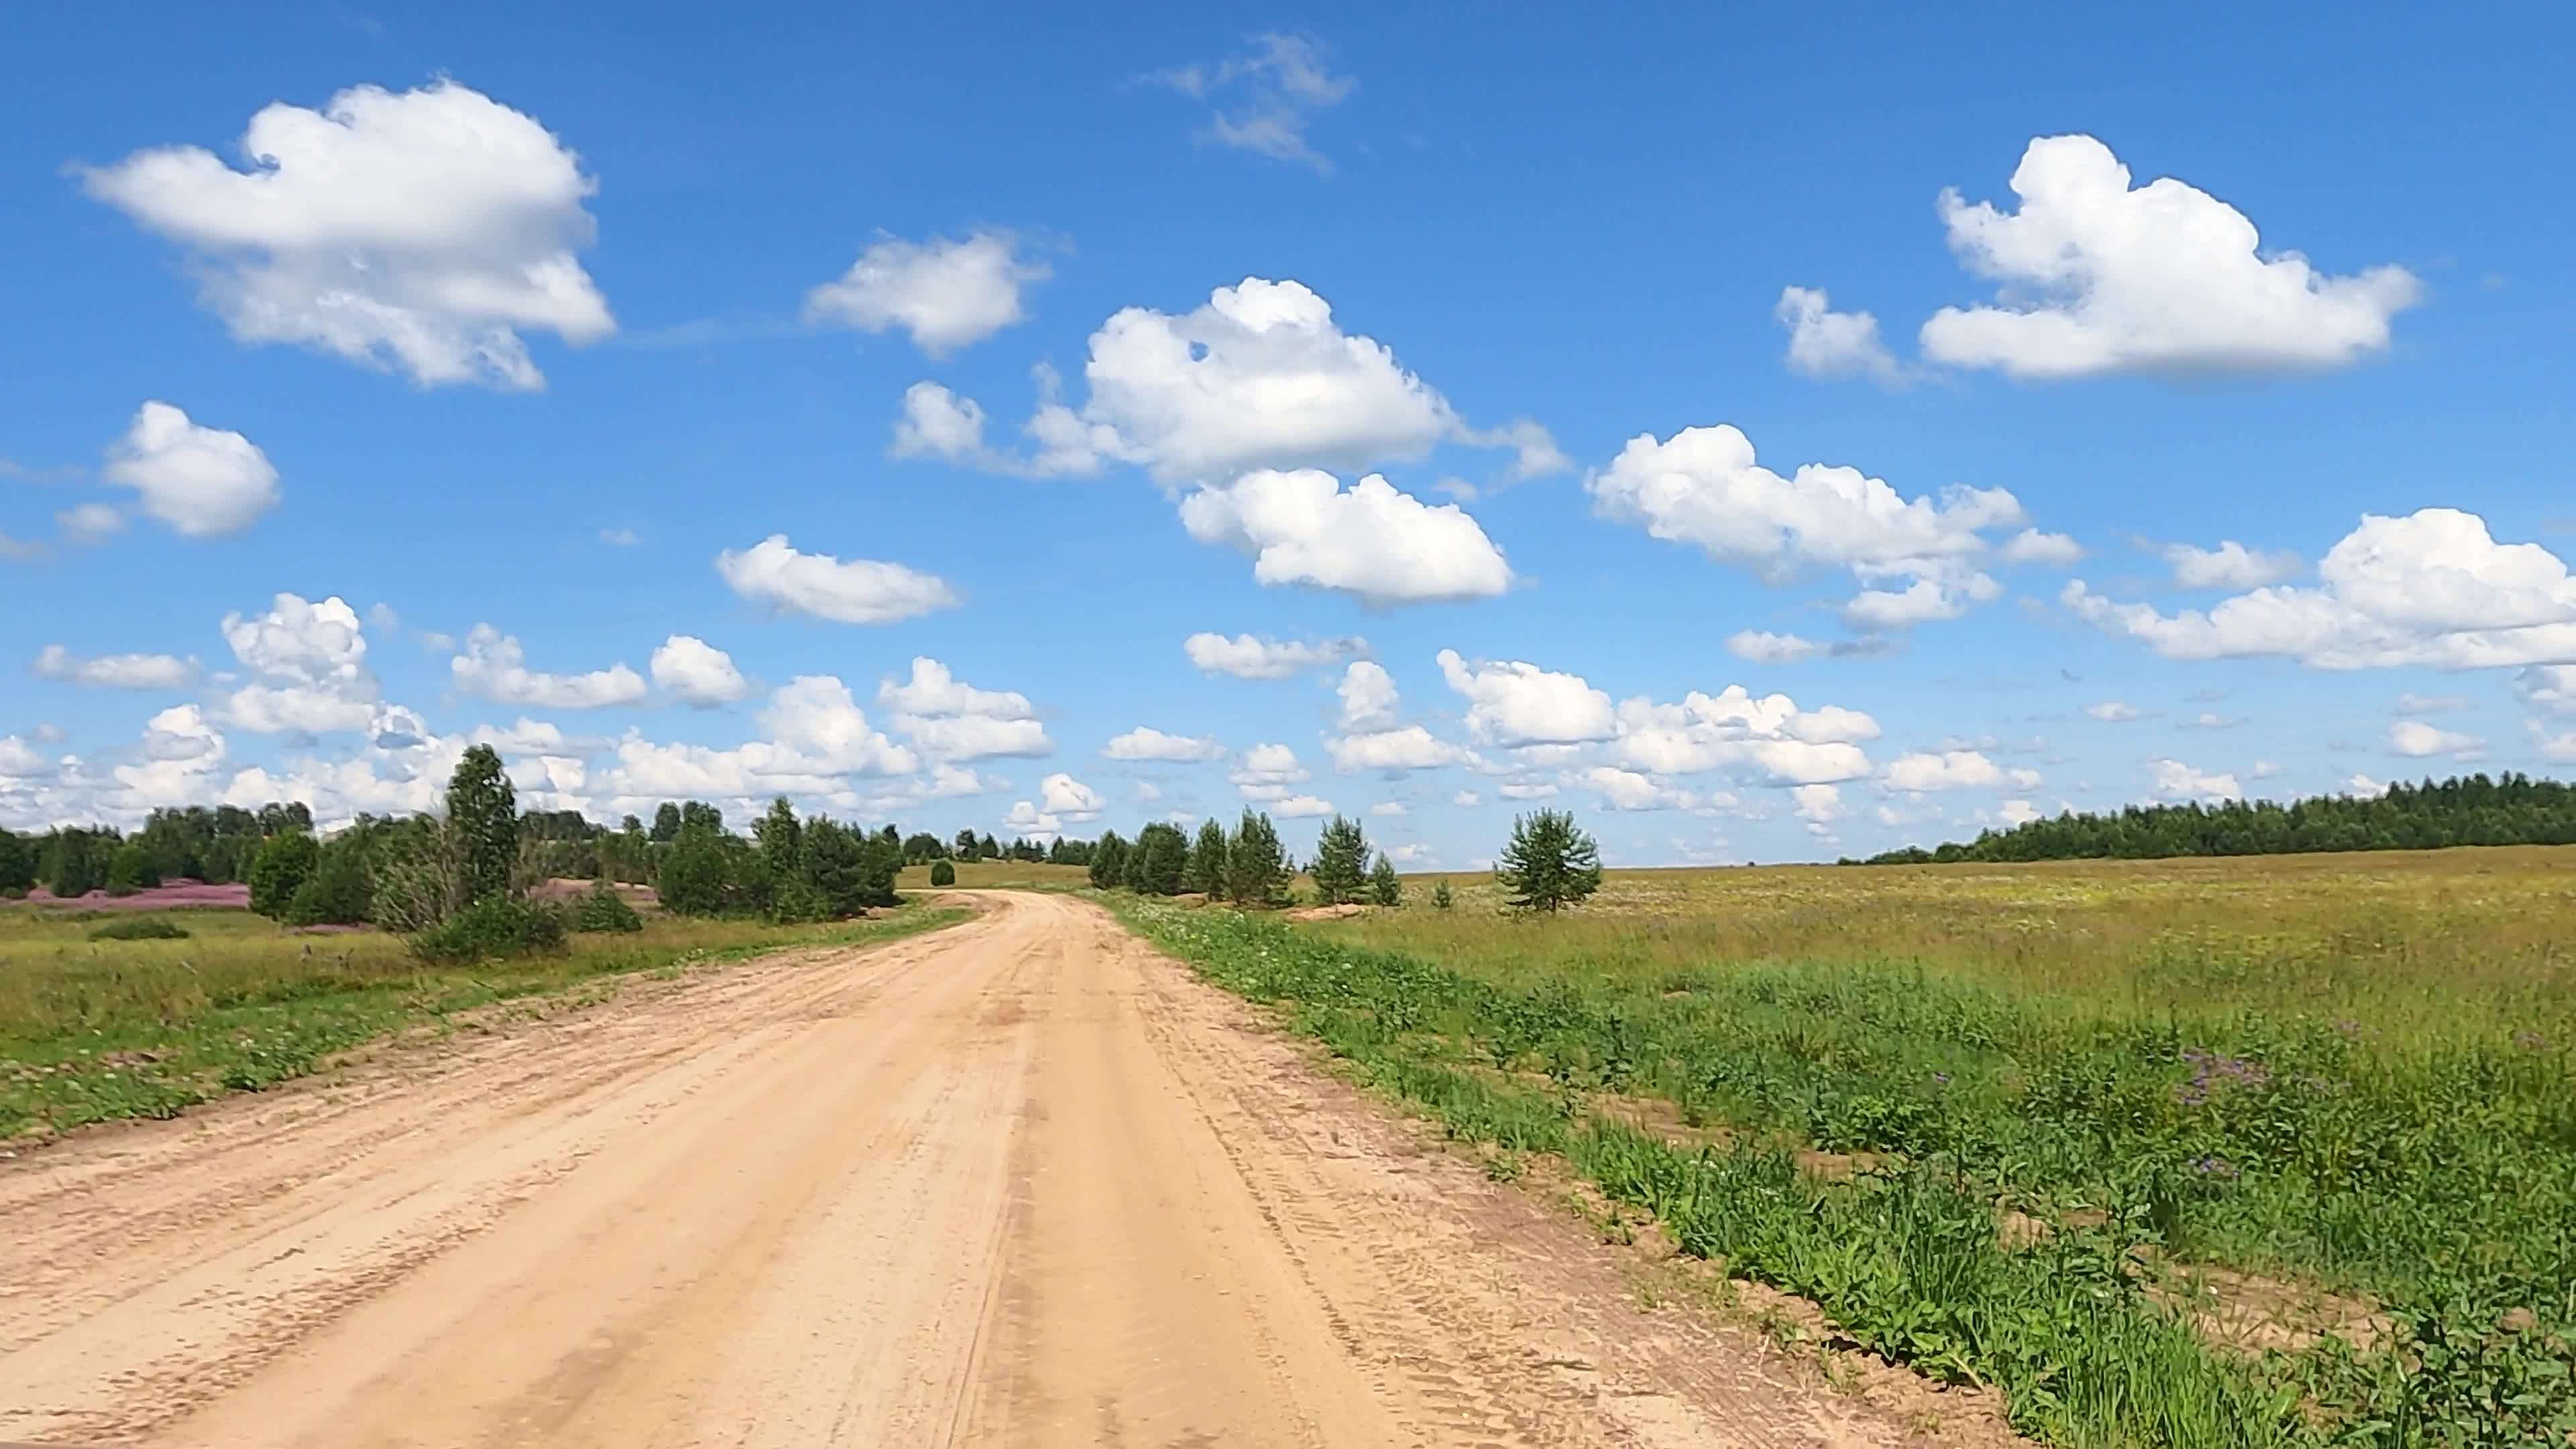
[1437,649,1617,747]
[2165,540,2304,590]
[1179,469,1513,604]
[715,535,959,625]
[1775,286,1900,381]
[2388,720,2482,757]
[1919,134,2421,380]
[451,625,646,709]
[806,230,1044,356]
[102,402,280,537]
[651,635,749,706]
[1104,725,1227,762]
[79,79,612,389]
[32,645,199,690]
[2152,759,2243,802]
[878,657,1051,761]
[2065,508,2576,669]
[1589,423,2024,629]
[1183,631,1365,680]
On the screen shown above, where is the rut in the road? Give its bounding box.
[0,892,1972,1448]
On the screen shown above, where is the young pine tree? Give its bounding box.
[1130,822,1189,896]
[1088,831,1130,890]
[1309,814,1370,904]
[1187,817,1229,896]
[1495,809,1603,914]
[1432,879,1455,911]
[1368,851,1402,907]
[1226,809,1287,906]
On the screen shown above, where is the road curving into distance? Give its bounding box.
[0,891,1928,1448]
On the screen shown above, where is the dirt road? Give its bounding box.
[1,892,1935,1448]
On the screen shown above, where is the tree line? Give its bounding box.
[1849,771,2576,866]
[1080,806,1605,914]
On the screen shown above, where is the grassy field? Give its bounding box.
[1,900,969,1142]
[896,859,1092,891]
[1114,846,2576,1447]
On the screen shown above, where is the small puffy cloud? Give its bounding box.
[1725,630,1823,665]
[1179,470,1512,604]
[1327,725,1470,774]
[2181,713,2245,731]
[715,535,959,625]
[651,635,749,706]
[806,230,1044,356]
[1775,286,1900,381]
[2065,508,2576,669]
[1918,134,2421,380]
[1035,771,1106,823]
[58,502,127,543]
[1885,750,2008,792]
[2085,701,2149,722]
[1144,32,1356,174]
[1230,742,1309,800]
[878,657,1051,761]
[1999,798,2042,826]
[1104,725,1226,762]
[102,402,280,537]
[1183,631,1365,679]
[213,592,380,734]
[2249,759,2286,780]
[1271,793,1335,818]
[1582,766,1698,813]
[1336,659,1401,731]
[1589,423,2025,629]
[2164,540,2302,590]
[2152,758,2243,801]
[78,80,612,389]
[1497,781,1558,800]
[2000,529,2085,567]
[962,277,1548,486]
[1452,790,1482,808]
[33,645,198,689]
[1609,688,1876,786]
[1437,649,1617,747]
[1369,800,1407,816]
[451,625,646,709]
[1792,783,1845,823]
[2388,720,2482,758]
[755,676,920,776]
[2345,774,2390,798]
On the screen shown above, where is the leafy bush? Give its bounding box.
[87,915,191,941]
[247,830,321,919]
[572,879,643,933]
[285,843,374,926]
[655,828,730,916]
[767,875,830,924]
[929,859,957,887]
[103,843,159,897]
[408,896,569,964]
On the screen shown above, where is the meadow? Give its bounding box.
[1115,846,2576,1447]
[0,900,967,1142]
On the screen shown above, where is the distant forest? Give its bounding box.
[1851,773,2576,865]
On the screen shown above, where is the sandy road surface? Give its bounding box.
[1,892,1931,1448]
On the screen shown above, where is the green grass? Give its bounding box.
[0,901,969,1141]
[896,859,1093,892]
[1109,847,2576,1447]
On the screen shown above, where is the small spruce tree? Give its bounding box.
[1494,809,1603,914]
[1432,879,1455,911]
[1225,809,1288,906]
[1309,814,1371,904]
[1368,851,1402,907]
[1186,817,1229,896]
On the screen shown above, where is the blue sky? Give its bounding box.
[5,3,2573,865]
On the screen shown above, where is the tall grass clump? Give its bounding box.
[1118,878,2576,1446]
